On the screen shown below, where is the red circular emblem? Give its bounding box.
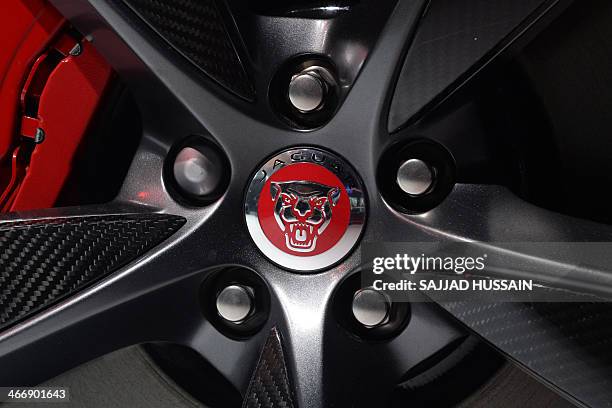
[257,162,350,257]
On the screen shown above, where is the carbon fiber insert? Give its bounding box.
[244,328,295,408]
[388,0,544,132]
[0,213,185,332]
[441,301,612,407]
[122,0,254,100]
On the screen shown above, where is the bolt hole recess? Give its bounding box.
[377,139,456,214]
[333,270,410,341]
[200,267,270,340]
[163,135,231,207]
[269,55,340,130]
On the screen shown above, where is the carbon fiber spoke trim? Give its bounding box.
[0,213,185,332]
[441,301,612,407]
[388,0,549,131]
[122,0,254,100]
[243,328,295,408]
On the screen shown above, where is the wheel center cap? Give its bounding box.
[245,147,366,272]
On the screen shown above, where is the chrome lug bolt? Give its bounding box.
[173,146,223,197]
[216,285,254,323]
[396,158,434,196]
[352,288,390,328]
[288,66,333,113]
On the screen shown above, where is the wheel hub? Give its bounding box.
[244,147,366,272]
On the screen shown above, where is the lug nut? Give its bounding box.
[396,158,434,196]
[288,66,333,113]
[216,285,254,323]
[352,288,390,328]
[173,146,223,197]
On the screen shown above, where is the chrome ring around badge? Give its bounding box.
[244,147,366,272]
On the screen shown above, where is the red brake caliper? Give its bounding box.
[0,0,113,211]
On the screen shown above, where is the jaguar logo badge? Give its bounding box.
[245,148,366,272]
[270,181,340,253]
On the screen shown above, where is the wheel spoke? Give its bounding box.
[246,272,466,408]
[0,204,274,394]
[187,316,269,395]
[379,184,612,406]
[440,301,612,407]
[321,302,465,407]
[404,184,612,295]
[388,0,573,132]
[0,205,186,384]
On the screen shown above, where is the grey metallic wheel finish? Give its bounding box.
[1,0,602,407]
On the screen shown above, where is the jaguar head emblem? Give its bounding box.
[270,181,341,253]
